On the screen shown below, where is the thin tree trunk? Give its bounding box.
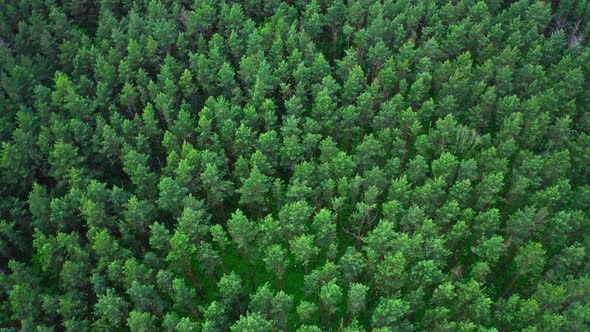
[326,305,332,331]
[332,30,338,60]
[277,275,283,291]
[318,296,325,328]
[235,299,243,315]
[187,301,200,319]
[502,271,520,298]
[244,250,256,291]
[184,256,206,300]
[220,251,228,274]
[489,244,519,285]
[218,201,227,221]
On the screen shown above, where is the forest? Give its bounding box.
[1,0,590,330]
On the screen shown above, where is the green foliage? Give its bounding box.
[1,0,590,331]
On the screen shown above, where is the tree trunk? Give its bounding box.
[220,251,228,274]
[332,30,338,60]
[326,305,332,331]
[318,296,325,328]
[235,298,243,315]
[218,201,227,222]
[183,256,206,300]
[502,271,520,298]
[490,244,519,285]
[244,250,256,291]
[277,275,283,291]
[188,301,200,319]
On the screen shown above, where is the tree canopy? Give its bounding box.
[1,0,590,331]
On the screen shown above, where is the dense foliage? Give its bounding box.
[1,0,590,330]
